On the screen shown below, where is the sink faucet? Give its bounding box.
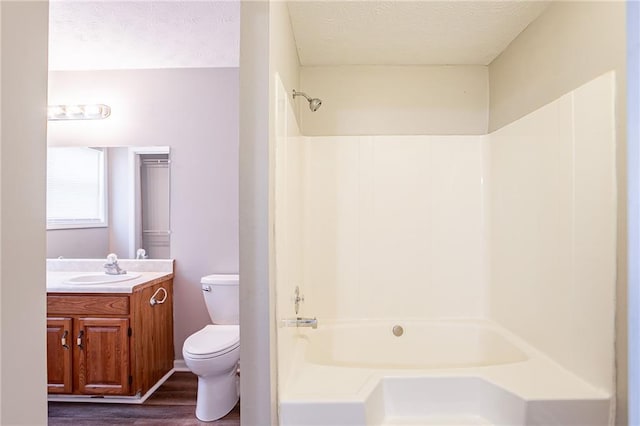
[281,317,318,329]
[104,253,127,275]
[136,248,148,259]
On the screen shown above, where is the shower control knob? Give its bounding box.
[294,286,305,315]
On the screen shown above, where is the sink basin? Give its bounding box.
[63,273,141,285]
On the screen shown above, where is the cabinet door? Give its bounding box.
[47,317,73,394]
[76,317,130,395]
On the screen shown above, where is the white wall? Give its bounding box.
[489,73,616,394]
[107,147,132,257]
[0,1,49,424]
[274,74,305,390]
[302,135,487,321]
[489,2,625,133]
[488,2,626,421]
[299,65,489,136]
[239,0,301,422]
[47,227,108,258]
[48,68,239,358]
[267,2,303,421]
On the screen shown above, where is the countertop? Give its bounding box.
[47,271,173,294]
[46,258,175,294]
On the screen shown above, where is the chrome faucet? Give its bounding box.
[283,286,317,328]
[282,317,318,329]
[104,253,127,275]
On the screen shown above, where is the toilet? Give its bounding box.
[182,274,239,422]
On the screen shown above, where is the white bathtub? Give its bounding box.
[279,320,611,426]
[304,321,528,369]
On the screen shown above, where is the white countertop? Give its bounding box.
[47,271,173,293]
[46,258,175,293]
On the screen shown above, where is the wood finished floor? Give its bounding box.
[48,372,240,425]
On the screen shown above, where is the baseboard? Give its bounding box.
[48,368,175,404]
[174,359,190,372]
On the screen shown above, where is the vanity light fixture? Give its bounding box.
[47,104,111,121]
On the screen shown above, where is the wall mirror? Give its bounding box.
[46,146,171,260]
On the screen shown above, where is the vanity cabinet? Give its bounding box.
[46,277,174,397]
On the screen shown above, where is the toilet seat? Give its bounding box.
[183,324,239,359]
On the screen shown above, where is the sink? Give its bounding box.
[64,273,142,285]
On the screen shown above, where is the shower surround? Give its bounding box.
[275,73,616,424]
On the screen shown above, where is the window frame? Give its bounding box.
[46,147,109,230]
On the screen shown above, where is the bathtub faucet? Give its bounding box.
[282,317,318,329]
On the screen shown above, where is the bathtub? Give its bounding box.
[279,320,611,426]
[305,321,528,369]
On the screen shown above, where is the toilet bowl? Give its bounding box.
[182,274,240,422]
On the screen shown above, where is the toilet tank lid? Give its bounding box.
[201,274,239,286]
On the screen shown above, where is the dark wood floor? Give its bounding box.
[48,372,240,425]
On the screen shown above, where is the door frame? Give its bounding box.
[127,146,170,258]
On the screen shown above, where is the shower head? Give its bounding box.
[308,98,322,112]
[293,89,322,112]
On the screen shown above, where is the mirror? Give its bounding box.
[46,146,171,259]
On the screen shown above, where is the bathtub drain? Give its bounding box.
[392,325,404,337]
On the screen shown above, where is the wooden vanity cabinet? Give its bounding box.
[47,277,174,397]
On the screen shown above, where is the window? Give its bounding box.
[47,147,107,229]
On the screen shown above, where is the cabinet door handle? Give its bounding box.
[61,330,69,350]
[77,330,84,349]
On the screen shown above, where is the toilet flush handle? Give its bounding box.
[202,285,212,292]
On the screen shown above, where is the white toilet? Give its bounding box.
[182,274,240,422]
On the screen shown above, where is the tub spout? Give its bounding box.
[282,317,318,329]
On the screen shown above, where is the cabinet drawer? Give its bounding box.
[48,295,129,315]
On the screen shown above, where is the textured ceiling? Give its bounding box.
[49,0,550,70]
[49,0,240,71]
[287,1,551,66]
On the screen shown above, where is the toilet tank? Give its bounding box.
[201,274,239,325]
